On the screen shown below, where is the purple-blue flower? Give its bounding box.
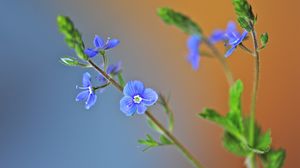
[97,61,122,83]
[84,35,120,58]
[120,81,158,116]
[76,72,97,109]
[209,21,248,57]
[187,35,201,70]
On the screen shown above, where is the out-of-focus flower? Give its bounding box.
[187,35,201,70]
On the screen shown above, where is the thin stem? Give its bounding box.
[88,59,204,168]
[239,43,254,56]
[203,37,234,86]
[247,24,260,168]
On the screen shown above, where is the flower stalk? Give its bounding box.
[88,59,204,168]
[202,37,234,86]
[247,23,260,168]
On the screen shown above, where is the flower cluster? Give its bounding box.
[75,37,159,115]
[186,21,247,70]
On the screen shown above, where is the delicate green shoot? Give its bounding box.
[158,94,174,132]
[60,57,90,67]
[57,15,88,60]
[260,32,269,49]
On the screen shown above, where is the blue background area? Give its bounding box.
[0,0,183,167]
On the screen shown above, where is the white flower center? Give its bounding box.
[133,95,142,104]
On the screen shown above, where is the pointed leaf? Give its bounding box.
[157,7,202,35]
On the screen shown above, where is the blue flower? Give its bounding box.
[76,72,97,109]
[84,35,120,58]
[209,21,248,57]
[187,35,201,70]
[120,81,158,116]
[97,61,122,83]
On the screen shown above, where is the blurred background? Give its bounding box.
[0,0,299,167]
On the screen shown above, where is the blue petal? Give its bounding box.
[226,21,237,33]
[104,39,120,50]
[123,80,145,97]
[94,35,105,48]
[85,93,97,109]
[136,104,147,115]
[187,35,201,52]
[187,52,200,70]
[76,90,89,102]
[82,72,91,87]
[84,48,98,58]
[209,30,225,44]
[120,96,137,116]
[106,61,122,75]
[237,31,248,44]
[141,88,158,106]
[225,47,236,58]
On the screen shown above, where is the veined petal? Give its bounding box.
[85,93,97,109]
[123,80,145,97]
[187,52,200,70]
[94,35,105,48]
[142,88,158,106]
[225,47,236,58]
[76,90,89,102]
[84,48,98,58]
[120,96,136,116]
[82,72,91,87]
[136,104,147,115]
[104,39,120,50]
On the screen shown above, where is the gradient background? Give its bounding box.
[0,0,299,167]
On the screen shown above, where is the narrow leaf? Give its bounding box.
[160,135,173,145]
[157,7,202,35]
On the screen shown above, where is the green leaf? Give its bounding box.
[227,80,244,134]
[223,131,250,157]
[260,149,286,168]
[60,57,90,67]
[243,118,272,154]
[199,108,246,144]
[254,130,271,153]
[232,0,255,21]
[159,135,173,145]
[75,45,88,61]
[157,7,202,35]
[117,73,126,88]
[147,117,163,134]
[237,16,252,31]
[138,134,159,152]
[60,57,79,66]
[260,32,269,49]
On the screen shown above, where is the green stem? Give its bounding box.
[247,24,260,168]
[203,37,234,86]
[88,59,204,168]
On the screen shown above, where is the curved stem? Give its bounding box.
[247,25,260,168]
[88,59,204,168]
[203,37,234,86]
